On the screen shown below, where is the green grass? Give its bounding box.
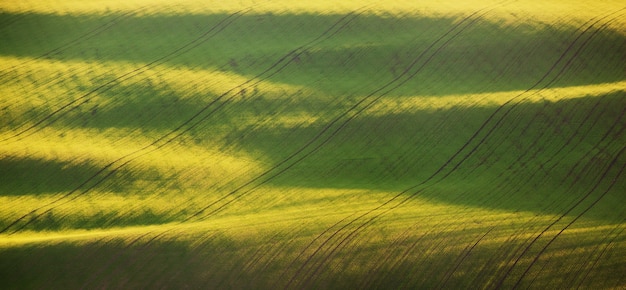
[1,0,625,289]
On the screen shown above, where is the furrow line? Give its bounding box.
[377,7,626,220]
[511,145,626,289]
[2,7,249,143]
[436,228,493,290]
[486,120,624,287]
[491,109,626,287]
[0,9,251,233]
[277,3,515,286]
[566,222,626,289]
[286,9,623,288]
[190,0,511,223]
[13,8,367,231]
[357,225,421,289]
[7,6,371,278]
[575,222,626,288]
[431,9,626,185]
[0,8,146,78]
[78,231,155,289]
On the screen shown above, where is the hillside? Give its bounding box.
[1,0,625,288]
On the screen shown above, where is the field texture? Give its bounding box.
[1,0,625,289]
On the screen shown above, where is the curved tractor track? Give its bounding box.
[0,6,371,233]
[281,7,625,289]
[1,1,624,289]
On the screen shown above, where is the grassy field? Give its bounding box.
[1,0,625,288]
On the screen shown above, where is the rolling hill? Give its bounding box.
[1,0,625,288]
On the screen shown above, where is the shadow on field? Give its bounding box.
[0,238,213,289]
[0,236,493,289]
[0,235,270,289]
[49,82,211,131]
[1,11,624,96]
[6,86,623,220]
[1,228,624,289]
[232,91,626,221]
[0,156,126,196]
[0,153,171,198]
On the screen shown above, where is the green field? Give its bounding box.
[1,0,625,288]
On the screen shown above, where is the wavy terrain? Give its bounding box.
[1,0,625,289]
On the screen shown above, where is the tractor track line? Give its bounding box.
[511,145,626,289]
[1,7,248,143]
[490,108,626,288]
[466,90,611,212]
[478,94,583,172]
[486,103,626,284]
[560,105,626,186]
[436,228,493,290]
[346,4,614,225]
[190,0,511,223]
[9,5,370,275]
[78,231,154,289]
[545,91,626,175]
[301,200,490,288]
[565,221,626,289]
[50,7,370,231]
[0,9,251,233]
[280,3,515,286]
[369,218,462,289]
[297,213,384,289]
[357,227,415,289]
[430,9,626,185]
[575,223,626,289]
[494,96,624,213]
[34,7,367,231]
[240,231,284,273]
[372,8,625,220]
[0,9,153,118]
[282,13,493,289]
[403,8,626,195]
[504,93,612,184]
[0,8,146,78]
[286,9,623,287]
[456,95,618,274]
[470,224,537,286]
[245,229,303,283]
[276,210,360,284]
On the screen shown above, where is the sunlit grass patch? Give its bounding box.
[0,56,309,113]
[2,193,622,288]
[367,81,626,114]
[1,0,624,288]
[2,0,624,29]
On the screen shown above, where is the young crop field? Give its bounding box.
[1,0,625,288]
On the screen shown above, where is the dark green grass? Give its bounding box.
[233,91,626,219]
[1,12,624,96]
[1,7,625,228]
[1,6,625,290]
[0,156,104,195]
[1,228,624,289]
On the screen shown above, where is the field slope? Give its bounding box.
[1,0,625,289]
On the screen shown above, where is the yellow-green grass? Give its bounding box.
[1,0,625,289]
